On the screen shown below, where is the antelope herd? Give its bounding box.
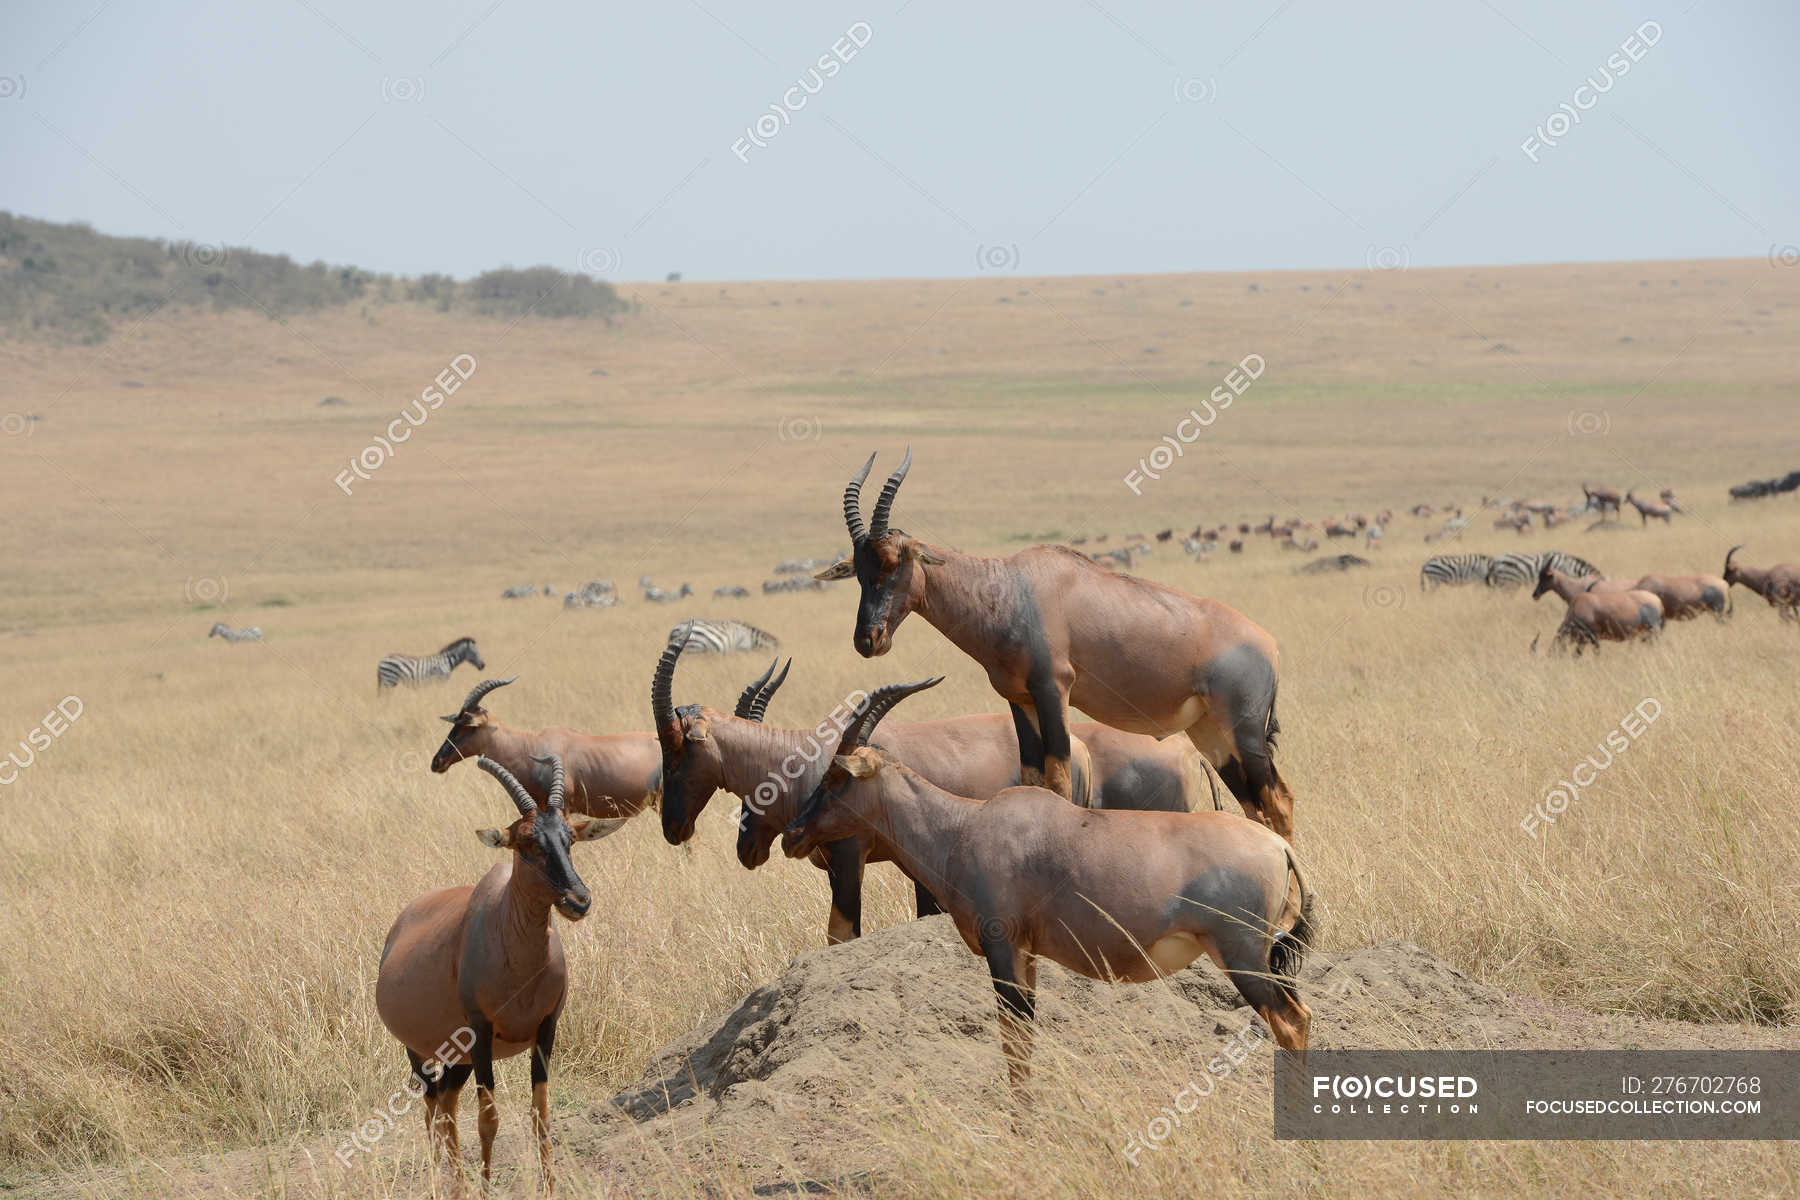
[358,455,1798,1186]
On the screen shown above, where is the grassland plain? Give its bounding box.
[2,257,1798,1197]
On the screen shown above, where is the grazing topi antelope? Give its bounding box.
[1625,490,1676,525]
[431,676,661,819]
[817,450,1298,839]
[376,754,626,1189]
[781,678,1314,1098]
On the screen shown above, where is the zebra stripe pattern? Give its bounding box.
[208,623,263,643]
[1419,554,1491,591]
[669,620,780,655]
[1486,551,1599,590]
[376,637,485,690]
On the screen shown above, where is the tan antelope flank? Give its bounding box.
[1626,490,1676,525]
[1723,545,1800,621]
[817,450,1299,839]
[431,676,660,819]
[1544,588,1665,656]
[375,755,626,1190]
[1631,573,1730,621]
[1582,482,1624,519]
[780,678,1314,1100]
[651,636,1222,943]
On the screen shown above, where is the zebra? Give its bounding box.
[500,585,535,599]
[376,637,484,692]
[1486,551,1599,590]
[644,582,693,604]
[670,619,779,654]
[773,555,840,575]
[564,580,618,609]
[208,622,263,643]
[713,585,750,598]
[1419,554,1492,591]
[763,576,829,593]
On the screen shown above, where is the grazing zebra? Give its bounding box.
[208,622,262,643]
[670,619,780,654]
[1486,551,1598,590]
[500,585,535,599]
[644,582,693,604]
[376,637,485,692]
[773,555,839,575]
[564,580,618,609]
[763,576,829,594]
[713,585,750,598]
[1420,554,1493,591]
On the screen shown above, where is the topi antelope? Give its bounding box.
[1631,573,1730,622]
[376,755,626,1189]
[1723,545,1800,621]
[432,677,660,819]
[1626,490,1676,525]
[819,451,1299,838]
[781,678,1314,1099]
[1531,564,1638,604]
[1545,588,1664,656]
[653,638,1222,943]
[1582,482,1623,520]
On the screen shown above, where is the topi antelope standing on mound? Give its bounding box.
[431,677,661,819]
[816,450,1298,839]
[1723,545,1800,621]
[376,755,626,1190]
[652,635,1222,943]
[781,678,1314,1099]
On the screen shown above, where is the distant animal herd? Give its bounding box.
[195,456,1799,1187]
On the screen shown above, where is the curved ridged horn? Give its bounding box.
[733,658,778,720]
[1726,544,1743,575]
[449,675,516,721]
[867,446,912,540]
[843,452,875,544]
[653,623,694,749]
[531,753,567,811]
[844,675,944,749]
[477,756,538,819]
[745,658,791,723]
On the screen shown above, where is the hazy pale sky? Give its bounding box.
[2,1,1793,282]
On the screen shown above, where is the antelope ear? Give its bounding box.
[912,545,946,565]
[814,557,856,581]
[834,753,879,778]
[686,719,710,743]
[573,817,629,842]
[440,714,461,724]
[477,827,513,849]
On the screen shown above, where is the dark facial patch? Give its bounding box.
[512,809,592,916]
[659,707,717,845]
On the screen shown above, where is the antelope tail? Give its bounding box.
[1269,847,1314,993]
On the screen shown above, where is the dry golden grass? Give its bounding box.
[2,257,1798,1197]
